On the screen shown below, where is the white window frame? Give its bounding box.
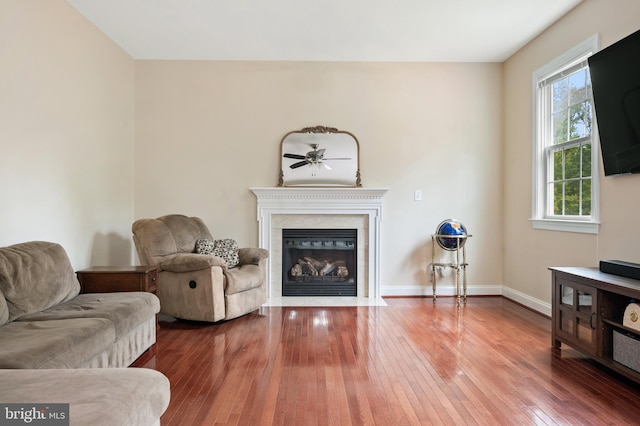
[531,34,600,234]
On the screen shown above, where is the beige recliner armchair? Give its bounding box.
[132,214,268,322]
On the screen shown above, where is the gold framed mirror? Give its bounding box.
[278,126,362,187]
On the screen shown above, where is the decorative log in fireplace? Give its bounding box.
[290,257,349,278]
[282,229,357,296]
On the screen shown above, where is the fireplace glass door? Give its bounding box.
[282,229,357,296]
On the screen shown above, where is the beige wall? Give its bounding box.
[503,0,640,312]
[0,0,135,267]
[134,61,504,295]
[10,0,634,304]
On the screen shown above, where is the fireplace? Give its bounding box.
[282,229,357,296]
[250,187,388,301]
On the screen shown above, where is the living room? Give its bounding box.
[2,0,638,311]
[2,0,640,423]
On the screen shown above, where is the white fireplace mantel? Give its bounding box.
[250,187,388,300]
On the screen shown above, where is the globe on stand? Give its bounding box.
[435,219,468,251]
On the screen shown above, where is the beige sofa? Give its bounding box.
[132,214,269,322]
[0,241,170,425]
[0,368,169,426]
[0,241,158,368]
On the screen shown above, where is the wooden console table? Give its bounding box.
[76,266,158,294]
[550,266,640,385]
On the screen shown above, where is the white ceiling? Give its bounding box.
[65,0,583,62]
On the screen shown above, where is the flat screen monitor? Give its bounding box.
[588,28,640,176]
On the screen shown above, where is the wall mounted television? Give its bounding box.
[588,28,640,176]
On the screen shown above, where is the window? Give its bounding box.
[531,35,600,234]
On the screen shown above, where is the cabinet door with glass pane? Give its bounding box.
[552,277,599,356]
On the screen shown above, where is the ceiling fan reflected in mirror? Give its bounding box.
[278,125,361,187]
[283,143,351,170]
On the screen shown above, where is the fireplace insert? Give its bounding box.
[282,229,357,296]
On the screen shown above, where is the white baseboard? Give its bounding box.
[381,284,502,297]
[501,286,551,317]
[381,284,550,316]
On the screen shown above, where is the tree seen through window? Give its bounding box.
[550,68,592,216]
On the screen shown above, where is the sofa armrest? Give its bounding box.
[238,248,269,266]
[160,253,227,272]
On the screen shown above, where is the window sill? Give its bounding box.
[530,218,599,234]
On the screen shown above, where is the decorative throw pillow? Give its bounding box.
[195,239,215,255]
[195,238,239,268]
[212,239,239,268]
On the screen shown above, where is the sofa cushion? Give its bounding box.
[224,264,264,295]
[0,368,170,426]
[0,289,8,326]
[132,215,214,265]
[160,253,227,272]
[0,241,80,322]
[238,247,269,265]
[0,318,115,368]
[16,292,160,339]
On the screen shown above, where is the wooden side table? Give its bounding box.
[76,266,158,294]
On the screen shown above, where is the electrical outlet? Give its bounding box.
[414,189,422,201]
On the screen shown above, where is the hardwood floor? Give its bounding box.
[133,297,640,425]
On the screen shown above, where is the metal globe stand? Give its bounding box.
[431,232,471,305]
